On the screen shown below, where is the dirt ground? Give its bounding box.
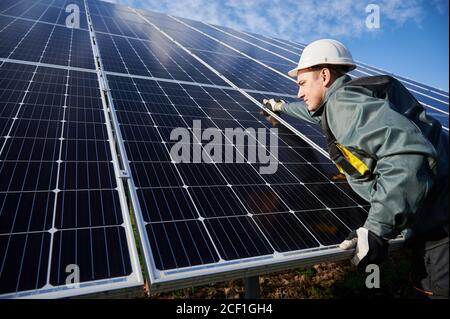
[146,250,424,299]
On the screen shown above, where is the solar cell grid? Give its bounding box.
[255,213,322,251]
[145,17,242,57]
[0,13,141,295]
[212,24,300,61]
[194,50,296,94]
[0,15,94,69]
[179,18,295,65]
[1,0,89,30]
[96,29,229,86]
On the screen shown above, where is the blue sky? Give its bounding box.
[102,0,449,91]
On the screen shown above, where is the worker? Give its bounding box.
[263,39,448,298]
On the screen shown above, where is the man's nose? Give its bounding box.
[297,87,304,99]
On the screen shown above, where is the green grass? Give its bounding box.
[296,268,317,278]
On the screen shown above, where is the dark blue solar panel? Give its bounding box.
[0,17,95,69]
[179,17,295,65]
[49,227,132,287]
[1,0,88,30]
[241,29,304,54]
[0,0,20,12]
[193,50,296,94]
[0,18,35,58]
[0,232,51,294]
[212,24,300,61]
[0,61,140,298]
[95,30,230,86]
[39,6,63,24]
[143,15,242,57]
[146,220,220,270]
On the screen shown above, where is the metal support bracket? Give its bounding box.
[244,276,261,299]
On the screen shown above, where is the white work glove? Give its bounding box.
[339,227,388,269]
[262,98,286,113]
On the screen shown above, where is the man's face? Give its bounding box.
[296,69,327,112]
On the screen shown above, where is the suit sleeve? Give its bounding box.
[364,153,435,238]
[281,101,321,125]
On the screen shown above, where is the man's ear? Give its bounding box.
[322,68,333,87]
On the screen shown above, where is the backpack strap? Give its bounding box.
[345,75,394,99]
[321,106,370,178]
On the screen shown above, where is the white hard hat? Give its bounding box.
[288,39,356,77]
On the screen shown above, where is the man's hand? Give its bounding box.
[339,227,388,269]
[260,98,283,127]
[262,98,286,113]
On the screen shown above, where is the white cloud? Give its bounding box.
[104,0,440,43]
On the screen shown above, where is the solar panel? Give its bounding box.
[0,1,142,298]
[1,0,89,30]
[0,0,447,297]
